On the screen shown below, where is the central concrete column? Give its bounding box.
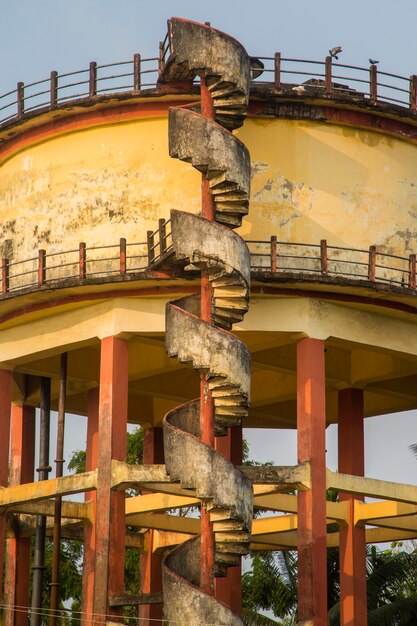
[215,424,243,615]
[297,338,328,626]
[93,336,128,622]
[139,427,164,624]
[338,388,367,626]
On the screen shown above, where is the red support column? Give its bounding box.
[0,370,13,613]
[200,75,216,596]
[3,404,35,626]
[139,427,164,624]
[214,425,243,615]
[338,389,367,626]
[82,388,99,626]
[297,338,328,626]
[93,337,128,623]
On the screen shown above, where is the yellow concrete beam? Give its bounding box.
[111,460,170,490]
[253,515,298,535]
[241,462,311,490]
[125,492,199,516]
[0,471,97,507]
[366,516,417,533]
[8,499,93,521]
[152,530,194,553]
[327,468,417,504]
[253,492,349,523]
[354,499,417,525]
[126,512,200,534]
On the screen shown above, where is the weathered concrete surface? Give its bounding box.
[164,403,253,529]
[162,18,250,130]
[169,109,250,226]
[165,303,250,411]
[170,209,250,327]
[163,537,244,625]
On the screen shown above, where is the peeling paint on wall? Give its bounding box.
[3,116,417,271]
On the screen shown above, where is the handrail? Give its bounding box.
[1,224,416,297]
[1,51,417,130]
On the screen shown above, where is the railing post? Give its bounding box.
[410,75,417,111]
[320,239,328,274]
[120,238,127,276]
[368,245,376,281]
[325,56,332,96]
[370,64,378,103]
[2,259,9,294]
[274,53,281,92]
[50,71,58,109]
[159,219,167,257]
[409,254,416,288]
[89,62,97,97]
[133,54,141,93]
[158,41,165,75]
[147,231,155,265]
[17,82,24,118]
[270,236,277,272]
[38,250,46,287]
[79,242,86,281]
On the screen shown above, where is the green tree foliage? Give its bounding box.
[30,537,83,625]
[244,536,417,625]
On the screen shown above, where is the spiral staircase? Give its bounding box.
[159,18,254,625]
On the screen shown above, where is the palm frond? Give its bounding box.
[368,595,417,626]
[327,601,340,626]
[367,552,417,607]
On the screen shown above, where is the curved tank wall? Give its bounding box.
[1,109,417,264]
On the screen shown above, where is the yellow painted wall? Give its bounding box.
[2,112,417,266]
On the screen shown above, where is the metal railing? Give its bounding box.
[1,49,417,129]
[253,55,417,109]
[2,238,149,293]
[1,223,416,297]
[247,238,416,289]
[0,56,159,126]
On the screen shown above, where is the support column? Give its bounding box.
[0,370,14,612]
[214,425,243,615]
[338,389,367,626]
[4,404,35,626]
[82,387,99,626]
[139,427,164,624]
[297,338,327,626]
[93,336,128,622]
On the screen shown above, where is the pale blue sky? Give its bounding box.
[1,1,416,482]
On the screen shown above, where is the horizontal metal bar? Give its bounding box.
[97,60,133,69]
[24,100,50,113]
[58,79,90,91]
[45,249,79,257]
[23,88,51,101]
[58,68,89,79]
[96,72,133,83]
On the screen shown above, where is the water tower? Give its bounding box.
[0,16,416,626]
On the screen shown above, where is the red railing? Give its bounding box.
[247,238,415,289]
[0,56,159,126]
[1,50,417,129]
[1,223,416,296]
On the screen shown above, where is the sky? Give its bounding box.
[2,0,416,484]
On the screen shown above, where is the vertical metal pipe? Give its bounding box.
[49,354,68,626]
[31,377,51,626]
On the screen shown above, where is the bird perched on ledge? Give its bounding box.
[369,58,379,65]
[329,46,342,59]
